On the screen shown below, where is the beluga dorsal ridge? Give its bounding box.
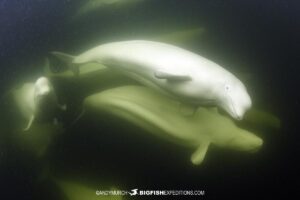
[53,40,252,120]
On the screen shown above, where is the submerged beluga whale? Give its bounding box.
[83,86,262,165]
[12,77,66,131]
[53,40,252,120]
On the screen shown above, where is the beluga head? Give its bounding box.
[33,77,55,110]
[29,76,66,128]
[217,77,252,120]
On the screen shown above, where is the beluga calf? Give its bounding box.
[53,40,252,120]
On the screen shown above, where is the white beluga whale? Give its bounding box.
[12,76,66,131]
[83,86,262,165]
[53,40,252,120]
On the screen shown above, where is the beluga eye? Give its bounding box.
[225,84,231,92]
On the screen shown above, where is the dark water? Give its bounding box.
[0,0,299,199]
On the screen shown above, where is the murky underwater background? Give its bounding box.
[0,0,299,199]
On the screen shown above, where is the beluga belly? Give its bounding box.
[53,40,252,120]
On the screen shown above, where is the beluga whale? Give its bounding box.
[53,40,252,120]
[12,76,66,131]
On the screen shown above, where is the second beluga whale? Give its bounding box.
[12,76,66,131]
[53,40,252,120]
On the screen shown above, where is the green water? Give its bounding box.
[0,1,298,199]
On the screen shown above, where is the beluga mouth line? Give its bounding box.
[52,40,252,120]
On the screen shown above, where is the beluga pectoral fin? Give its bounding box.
[191,141,210,165]
[23,115,35,131]
[50,51,79,76]
[154,69,191,81]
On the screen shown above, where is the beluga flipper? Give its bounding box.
[154,69,192,81]
[23,115,35,131]
[191,141,210,165]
